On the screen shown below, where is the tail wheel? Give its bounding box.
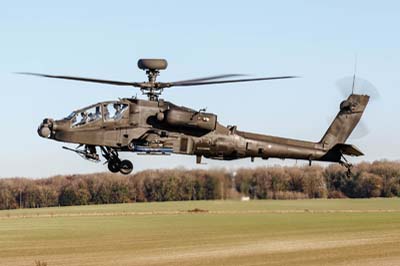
[108,159,121,173]
[120,160,133,175]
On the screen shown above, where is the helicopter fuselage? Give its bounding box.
[38,94,369,174]
[25,58,370,175]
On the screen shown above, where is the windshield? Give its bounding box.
[103,103,128,121]
[71,105,102,127]
[65,112,76,120]
[68,102,128,127]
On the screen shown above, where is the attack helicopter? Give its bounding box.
[22,59,369,175]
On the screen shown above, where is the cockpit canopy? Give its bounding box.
[66,102,128,127]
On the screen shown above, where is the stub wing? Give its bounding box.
[332,143,364,157]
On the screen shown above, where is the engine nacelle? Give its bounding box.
[164,109,217,131]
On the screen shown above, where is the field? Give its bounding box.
[0,199,400,266]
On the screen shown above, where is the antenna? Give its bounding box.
[351,54,357,95]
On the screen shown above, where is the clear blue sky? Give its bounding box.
[1,1,399,178]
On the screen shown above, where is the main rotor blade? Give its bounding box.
[17,72,141,87]
[172,74,247,85]
[18,72,298,90]
[171,76,298,87]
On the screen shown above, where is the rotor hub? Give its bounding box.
[137,59,168,101]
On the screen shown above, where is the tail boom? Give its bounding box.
[233,94,369,164]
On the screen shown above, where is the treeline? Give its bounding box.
[0,160,399,210]
[0,170,229,209]
[235,161,400,200]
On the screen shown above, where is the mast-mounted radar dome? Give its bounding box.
[137,59,168,70]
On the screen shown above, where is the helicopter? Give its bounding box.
[22,59,369,175]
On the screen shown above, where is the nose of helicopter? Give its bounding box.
[38,118,54,138]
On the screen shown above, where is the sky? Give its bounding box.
[0,1,399,178]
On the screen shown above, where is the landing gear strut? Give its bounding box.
[101,147,134,175]
[339,154,353,177]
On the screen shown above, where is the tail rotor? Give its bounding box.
[334,75,379,140]
[336,76,380,101]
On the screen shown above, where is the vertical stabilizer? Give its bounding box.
[320,94,369,149]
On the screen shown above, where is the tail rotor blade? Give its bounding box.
[326,116,370,140]
[336,76,380,101]
[350,121,370,140]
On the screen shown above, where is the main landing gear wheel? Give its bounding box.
[101,147,133,175]
[107,159,121,173]
[120,160,133,175]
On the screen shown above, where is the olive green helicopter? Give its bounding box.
[21,59,370,175]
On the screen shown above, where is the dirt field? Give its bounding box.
[0,199,399,266]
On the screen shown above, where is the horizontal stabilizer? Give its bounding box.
[332,144,364,157]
